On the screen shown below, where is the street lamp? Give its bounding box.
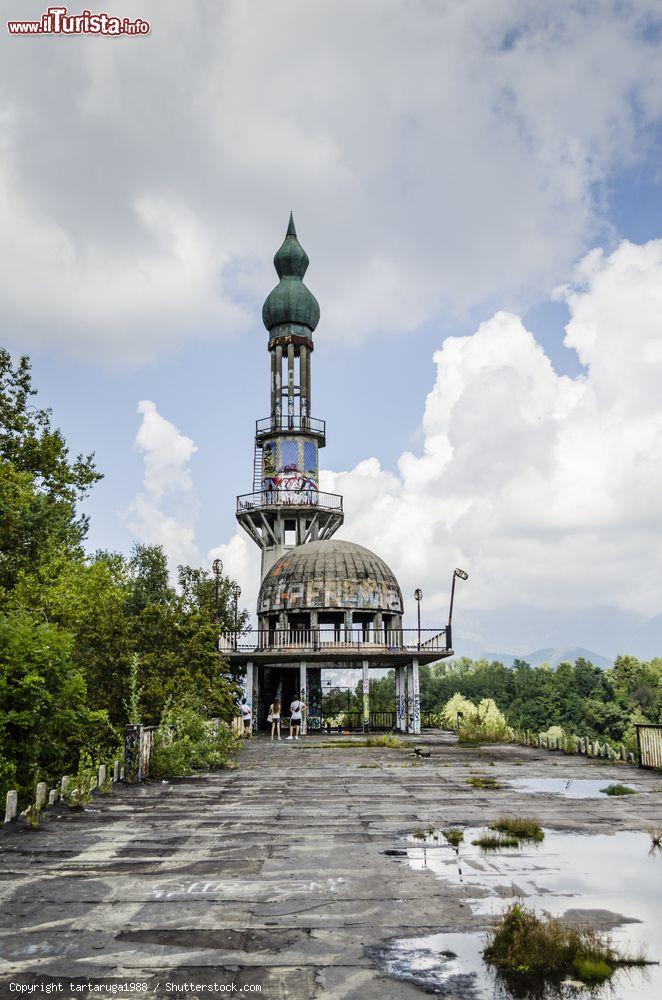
[414,588,423,648]
[212,558,223,652]
[232,583,242,649]
[447,568,468,650]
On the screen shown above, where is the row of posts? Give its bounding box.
[4,760,124,825]
[517,730,636,763]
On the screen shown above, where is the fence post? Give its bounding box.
[113,760,120,782]
[35,782,47,809]
[4,790,18,824]
[98,764,107,787]
[48,789,58,806]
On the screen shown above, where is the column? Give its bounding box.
[275,345,283,421]
[300,661,308,735]
[411,657,421,735]
[406,662,414,733]
[344,610,352,643]
[362,659,370,732]
[300,345,308,419]
[396,666,406,731]
[270,349,277,418]
[245,661,254,731]
[287,343,295,424]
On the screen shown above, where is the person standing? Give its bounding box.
[287,696,306,740]
[268,699,281,741]
[241,698,252,738]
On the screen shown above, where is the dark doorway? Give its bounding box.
[260,667,300,729]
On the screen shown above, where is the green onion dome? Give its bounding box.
[262,213,320,342]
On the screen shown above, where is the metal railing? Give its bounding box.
[320,711,441,731]
[256,415,325,437]
[236,489,343,513]
[219,627,449,654]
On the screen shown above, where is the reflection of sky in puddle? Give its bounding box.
[507,777,636,799]
[395,829,661,999]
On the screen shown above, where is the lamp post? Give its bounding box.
[232,583,241,650]
[447,568,468,650]
[212,558,223,652]
[414,588,423,648]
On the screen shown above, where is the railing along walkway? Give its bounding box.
[219,627,449,654]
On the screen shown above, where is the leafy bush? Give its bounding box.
[490,816,544,841]
[600,783,636,796]
[150,705,239,779]
[442,694,514,742]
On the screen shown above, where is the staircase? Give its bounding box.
[253,442,263,492]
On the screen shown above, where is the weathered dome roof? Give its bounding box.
[262,213,320,341]
[258,539,404,615]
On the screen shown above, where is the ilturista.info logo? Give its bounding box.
[7,6,150,35]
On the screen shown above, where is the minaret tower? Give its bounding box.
[236,215,344,580]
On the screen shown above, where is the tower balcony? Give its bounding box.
[256,415,325,444]
[218,627,452,665]
[236,489,343,515]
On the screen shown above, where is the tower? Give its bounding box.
[236,214,344,579]
[225,215,453,735]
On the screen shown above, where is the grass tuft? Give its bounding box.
[490,816,544,841]
[484,901,649,986]
[442,828,464,847]
[600,783,636,796]
[472,833,520,850]
[647,824,662,849]
[412,830,427,840]
[467,775,501,789]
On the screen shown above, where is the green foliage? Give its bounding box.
[150,706,239,779]
[467,774,501,789]
[472,833,519,849]
[422,652,662,747]
[442,827,464,846]
[63,752,96,809]
[0,351,242,809]
[483,902,644,985]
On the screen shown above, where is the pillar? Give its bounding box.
[411,657,421,734]
[300,661,308,735]
[275,345,283,420]
[270,349,277,418]
[4,790,17,824]
[287,343,295,423]
[362,659,370,732]
[406,662,414,733]
[245,660,254,728]
[300,345,308,418]
[344,610,352,643]
[396,666,406,731]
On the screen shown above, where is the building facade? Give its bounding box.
[221,215,452,732]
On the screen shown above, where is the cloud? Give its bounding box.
[124,400,202,567]
[320,239,662,624]
[3,0,662,358]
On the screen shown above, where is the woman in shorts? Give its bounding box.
[268,699,281,741]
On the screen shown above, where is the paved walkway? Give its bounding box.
[1,734,659,999]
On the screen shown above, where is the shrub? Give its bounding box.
[441,693,477,729]
[441,694,513,742]
[63,751,96,809]
[483,902,646,985]
[442,828,464,847]
[150,705,239,779]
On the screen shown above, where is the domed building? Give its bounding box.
[222,216,453,732]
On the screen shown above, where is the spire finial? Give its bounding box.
[287,212,297,237]
[262,215,320,340]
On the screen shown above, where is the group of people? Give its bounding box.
[267,698,305,741]
[239,697,305,741]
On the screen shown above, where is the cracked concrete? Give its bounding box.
[1,734,660,999]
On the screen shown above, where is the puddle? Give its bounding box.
[382,829,661,998]
[507,778,637,799]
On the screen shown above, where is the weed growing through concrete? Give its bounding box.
[647,825,662,852]
[471,832,520,849]
[467,775,501,789]
[306,735,405,750]
[600,783,636,796]
[442,828,464,847]
[412,830,427,840]
[490,816,544,841]
[483,902,649,987]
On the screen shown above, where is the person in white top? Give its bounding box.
[286,698,306,740]
[241,699,252,738]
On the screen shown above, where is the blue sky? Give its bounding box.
[4,0,662,655]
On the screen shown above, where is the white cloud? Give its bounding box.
[207,534,261,626]
[320,239,662,624]
[124,400,202,567]
[3,1,662,358]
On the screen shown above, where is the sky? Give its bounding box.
[3,0,662,658]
